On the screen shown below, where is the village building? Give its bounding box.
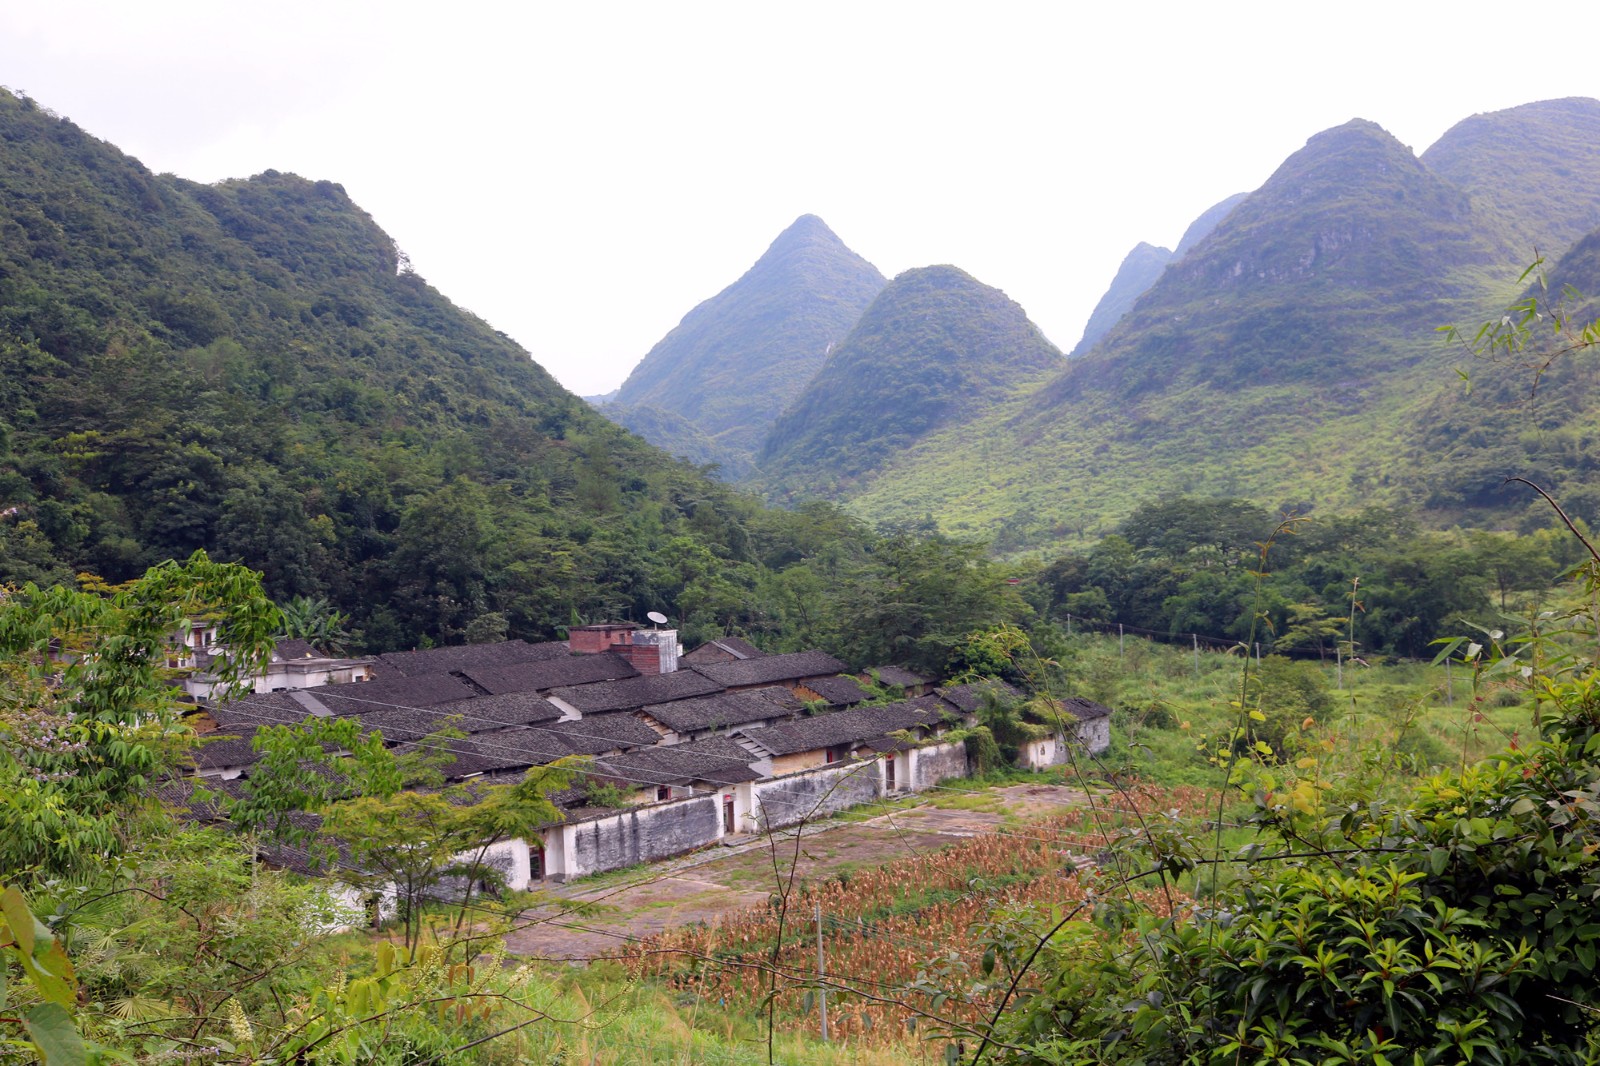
[168,630,1113,891]
[692,649,848,694]
[863,665,935,697]
[681,635,766,666]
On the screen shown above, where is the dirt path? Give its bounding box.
[504,783,1092,960]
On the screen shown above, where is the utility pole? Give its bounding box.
[816,900,829,1042]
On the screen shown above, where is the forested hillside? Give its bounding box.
[0,89,782,648]
[758,265,1063,499]
[1421,96,1600,259]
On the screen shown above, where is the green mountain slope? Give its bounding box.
[1399,222,1600,526]
[1070,192,1248,358]
[1421,97,1600,262]
[757,265,1064,499]
[842,117,1529,546]
[609,214,885,466]
[1173,192,1249,258]
[0,89,767,647]
[1070,242,1171,356]
[604,402,752,478]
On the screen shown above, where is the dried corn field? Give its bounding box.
[620,785,1213,1047]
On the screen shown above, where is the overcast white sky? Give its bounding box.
[3,2,1597,395]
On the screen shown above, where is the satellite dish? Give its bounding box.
[647,611,669,627]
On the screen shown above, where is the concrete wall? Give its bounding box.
[752,760,882,831]
[520,745,980,883]
[562,794,723,880]
[911,740,968,789]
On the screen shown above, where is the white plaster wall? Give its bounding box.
[909,740,969,790]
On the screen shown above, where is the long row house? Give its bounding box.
[163,624,1110,892]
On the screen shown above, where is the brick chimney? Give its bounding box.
[568,623,680,674]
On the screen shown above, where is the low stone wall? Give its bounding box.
[564,793,723,880]
[752,759,883,830]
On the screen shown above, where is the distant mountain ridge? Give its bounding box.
[758,265,1063,498]
[608,214,885,467]
[1070,242,1171,356]
[1070,192,1248,357]
[837,99,1600,546]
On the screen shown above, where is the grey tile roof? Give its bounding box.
[937,679,1022,715]
[544,713,662,756]
[683,635,766,662]
[192,732,263,771]
[802,675,870,707]
[354,707,463,744]
[405,729,579,778]
[301,673,478,715]
[462,652,637,695]
[1059,696,1113,722]
[155,776,245,822]
[547,668,723,714]
[272,638,324,661]
[375,639,570,678]
[205,690,312,730]
[596,735,761,787]
[866,665,932,689]
[737,697,952,757]
[433,691,566,731]
[693,650,848,689]
[638,687,801,733]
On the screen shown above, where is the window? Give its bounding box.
[656,786,672,801]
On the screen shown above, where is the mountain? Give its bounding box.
[1069,242,1171,356]
[605,403,753,479]
[1174,191,1249,258]
[839,116,1540,546]
[1045,119,1498,402]
[0,89,767,648]
[757,265,1063,498]
[1400,220,1600,523]
[608,214,885,469]
[1421,97,1600,262]
[1070,192,1249,358]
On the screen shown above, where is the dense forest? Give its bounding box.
[0,88,800,650]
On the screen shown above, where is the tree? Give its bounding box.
[0,552,278,883]
[275,594,352,654]
[321,764,574,953]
